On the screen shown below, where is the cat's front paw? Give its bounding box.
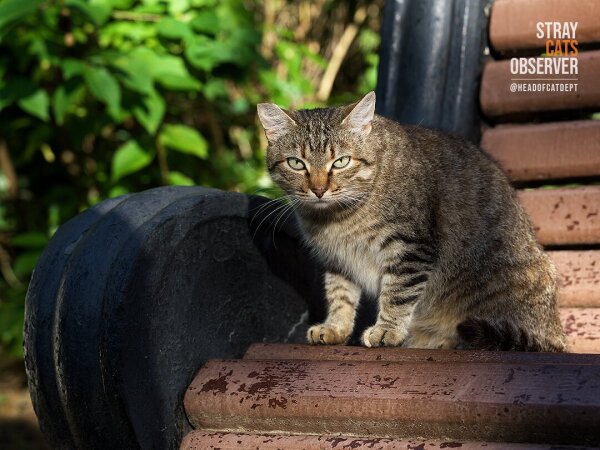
[362,324,406,347]
[307,323,350,345]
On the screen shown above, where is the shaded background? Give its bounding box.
[0,0,383,447]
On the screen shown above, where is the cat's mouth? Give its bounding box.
[308,199,331,208]
[300,196,348,212]
[295,191,361,212]
[294,194,333,209]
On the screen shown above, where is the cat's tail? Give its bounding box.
[456,317,566,352]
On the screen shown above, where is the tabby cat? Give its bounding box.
[257,92,567,351]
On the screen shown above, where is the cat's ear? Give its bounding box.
[342,91,376,137]
[257,103,296,141]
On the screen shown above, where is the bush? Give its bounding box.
[0,0,382,359]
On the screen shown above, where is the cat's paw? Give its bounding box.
[362,324,406,347]
[307,323,350,345]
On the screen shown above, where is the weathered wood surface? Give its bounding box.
[517,187,600,246]
[561,308,600,353]
[489,0,600,53]
[181,430,594,450]
[243,343,600,364]
[185,358,600,445]
[481,121,600,181]
[551,251,600,308]
[480,51,600,118]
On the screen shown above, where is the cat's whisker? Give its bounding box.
[251,199,295,240]
[249,195,295,226]
[271,200,300,248]
[250,193,294,207]
[270,199,300,249]
[250,200,280,221]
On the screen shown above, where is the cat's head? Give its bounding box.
[257,92,377,213]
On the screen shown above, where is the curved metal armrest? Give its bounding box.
[24,186,323,449]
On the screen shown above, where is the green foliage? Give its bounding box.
[0,0,380,359]
[111,140,154,182]
[159,124,208,158]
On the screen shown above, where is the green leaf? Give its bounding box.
[13,250,43,277]
[0,78,37,110]
[0,0,42,37]
[111,48,200,92]
[189,0,217,6]
[110,0,135,8]
[51,80,86,125]
[155,72,200,92]
[167,0,189,15]
[109,185,129,198]
[29,36,50,63]
[358,29,380,53]
[228,29,261,64]
[111,140,154,182]
[52,86,67,125]
[185,36,236,71]
[153,55,201,91]
[11,232,48,248]
[168,171,195,186]
[111,49,155,94]
[18,89,50,121]
[0,296,26,358]
[62,59,86,79]
[99,21,156,48]
[202,78,227,101]
[156,17,193,40]
[66,0,112,26]
[132,89,165,135]
[83,66,121,118]
[190,10,219,34]
[159,124,208,158]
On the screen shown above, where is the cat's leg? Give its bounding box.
[307,272,361,345]
[362,267,428,347]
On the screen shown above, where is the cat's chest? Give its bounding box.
[308,225,381,296]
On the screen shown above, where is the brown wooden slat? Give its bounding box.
[180,431,591,450]
[517,187,600,246]
[561,308,600,353]
[489,0,600,53]
[245,306,600,357]
[481,121,600,181]
[244,343,600,364]
[551,250,600,307]
[184,358,600,444]
[480,51,600,118]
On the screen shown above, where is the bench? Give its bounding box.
[480,0,600,353]
[181,0,600,447]
[24,0,600,448]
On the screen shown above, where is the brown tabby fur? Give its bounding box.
[257,92,567,351]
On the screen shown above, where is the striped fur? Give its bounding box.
[257,92,567,352]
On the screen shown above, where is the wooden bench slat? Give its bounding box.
[480,51,600,118]
[244,343,600,364]
[561,308,600,353]
[481,121,600,181]
[245,306,600,357]
[184,358,600,444]
[489,0,600,53]
[517,187,600,246]
[551,250,600,307]
[180,430,589,450]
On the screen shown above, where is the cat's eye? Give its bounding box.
[332,156,351,169]
[287,157,306,170]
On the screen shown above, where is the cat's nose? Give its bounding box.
[311,187,327,198]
